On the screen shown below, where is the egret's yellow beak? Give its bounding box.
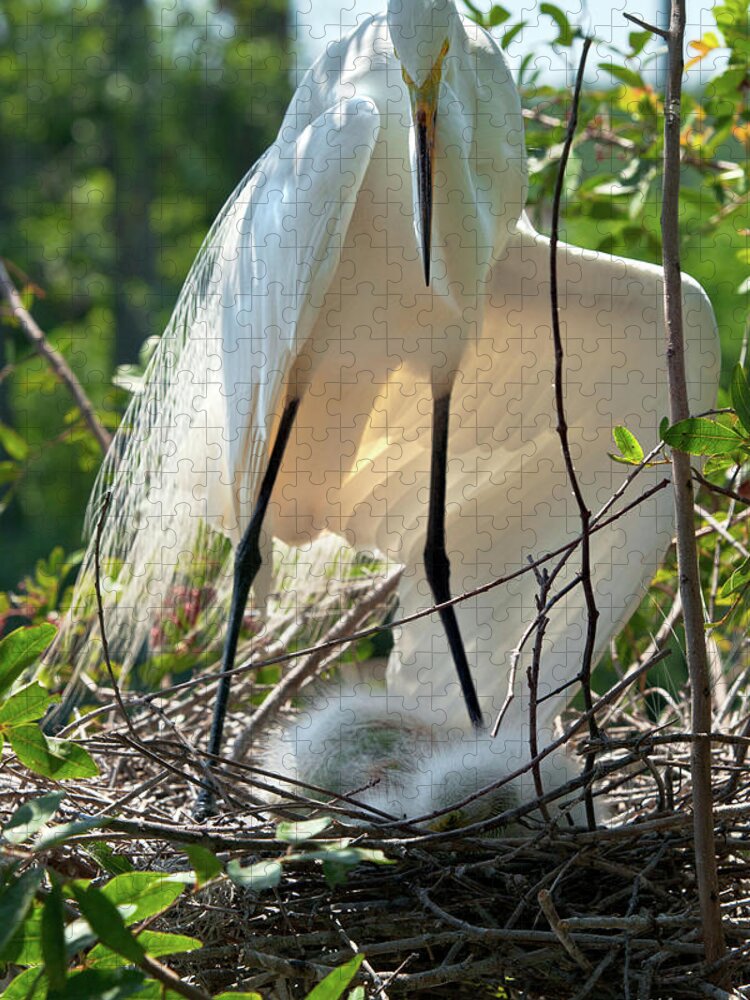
[402,40,449,287]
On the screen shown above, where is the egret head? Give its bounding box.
[388,0,458,286]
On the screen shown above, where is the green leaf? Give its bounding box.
[0,624,57,698]
[501,21,526,49]
[123,986,184,1000]
[36,817,108,852]
[88,931,202,968]
[226,859,282,892]
[9,726,99,780]
[628,30,652,55]
[304,955,364,1000]
[540,3,574,46]
[611,426,645,465]
[0,869,44,956]
[0,682,55,727]
[82,843,135,877]
[276,817,332,844]
[0,423,29,462]
[41,884,66,991]
[286,845,393,888]
[214,995,263,1000]
[0,904,43,965]
[487,5,510,27]
[661,417,743,456]
[0,461,21,487]
[49,968,146,1000]
[0,967,48,1000]
[181,844,222,887]
[703,453,739,480]
[720,555,750,598]
[347,989,365,1000]
[731,363,750,435]
[69,885,146,966]
[599,63,646,88]
[3,791,65,844]
[100,872,186,925]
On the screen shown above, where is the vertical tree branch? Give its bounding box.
[660,0,726,969]
[548,35,599,830]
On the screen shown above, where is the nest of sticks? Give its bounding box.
[4,569,750,1000]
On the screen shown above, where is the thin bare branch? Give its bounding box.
[549,35,598,829]
[659,0,725,969]
[0,259,112,455]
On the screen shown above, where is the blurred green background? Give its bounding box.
[0,0,291,586]
[0,0,746,590]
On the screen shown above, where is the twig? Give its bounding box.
[57,477,672,738]
[94,491,136,736]
[538,888,592,971]
[231,571,400,760]
[521,107,737,177]
[623,12,668,39]
[333,918,386,999]
[527,564,553,820]
[392,648,670,838]
[659,0,725,970]
[137,953,212,1000]
[570,949,620,1000]
[693,469,750,506]
[0,259,111,455]
[549,34,598,830]
[493,569,581,736]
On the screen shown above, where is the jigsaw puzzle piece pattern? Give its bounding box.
[333,215,719,738]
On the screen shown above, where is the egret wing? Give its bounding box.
[340,216,720,738]
[50,98,381,700]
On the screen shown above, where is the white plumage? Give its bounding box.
[54,0,720,826]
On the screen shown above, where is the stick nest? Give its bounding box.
[4,643,750,1000]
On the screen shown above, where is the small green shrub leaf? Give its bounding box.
[661,417,743,455]
[99,872,186,924]
[82,843,135,877]
[226,859,282,892]
[720,555,750,598]
[0,624,57,698]
[3,792,65,844]
[599,63,646,88]
[35,817,107,852]
[0,424,29,462]
[50,968,145,1000]
[540,3,574,45]
[0,683,55,727]
[0,869,43,956]
[304,955,364,1000]
[69,885,146,965]
[0,967,48,1000]
[182,844,222,887]
[41,884,66,991]
[731,364,750,435]
[611,426,645,464]
[88,930,202,968]
[9,726,98,780]
[276,817,332,844]
[214,994,263,1000]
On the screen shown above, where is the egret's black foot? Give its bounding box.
[193,785,218,822]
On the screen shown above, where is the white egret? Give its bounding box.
[266,213,719,827]
[52,0,720,826]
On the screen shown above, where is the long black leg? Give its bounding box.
[195,396,300,818]
[424,392,483,729]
